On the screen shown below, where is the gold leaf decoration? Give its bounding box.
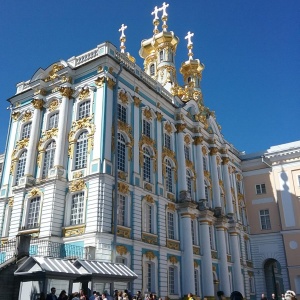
[169,256,178,264]
[143,194,154,203]
[119,91,128,104]
[143,108,152,120]
[12,112,20,121]
[22,111,33,122]
[28,187,42,198]
[167,203,176,211]
[133,96,141,107]
[118,182,129,194]
[44,64,64,82]
[31,99,44,110]
[48,99,60,112]
[145,251,156,260]
[116,245,128,256]
[69,179,86,192]
[59,87,74,98]
[79,88,90,101]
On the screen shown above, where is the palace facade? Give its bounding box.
[0,3,255,299]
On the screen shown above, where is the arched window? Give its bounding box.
[48,112,59,129]
[168,265,177,294]
[186,170,192,195]
[27,197,41,229]
[166,159,173,193]
[71,192,84,225]
[143,148,151,183]
[159,51,163,62]
[16,150,27,184]
[21,122,32,140]
[117,133,126,172]
[118,103,127,123]
[75,131,88,169]
[150,64,155,76]
[78,100,90,120]
[42,140,56,178]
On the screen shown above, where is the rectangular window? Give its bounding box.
[194,269,199,296]
[143,120,151,138]
[21,123,32,140]
[260,209,271,230]
[71,192,84,225]
[145,204,153,233]
[164,133,171,150]
[27,197,41,229]
[169,266,175,294]
[184,145,190,160]
[167,212,175,239]
[191,220,195,244]
[48,113,59,129]
[146,262,152,292]
[209,226,215,250]
[256,183,266,194]
[118,104,127,123]
[203,157,207,171]
[78,101,90,119]
[117,194,126,226]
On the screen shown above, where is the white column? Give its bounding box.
[180,210,195,295]
[54,88,73,169]
[133,96,141,175]
[199,211,215,297]
[210,147,221,207]
[156,112,163,184]
[176,124,187,194]
[24,99,44,177]
[215,222,230,297]
[194,136,205,200]
[222,157,234,215]
[229,225,245,295]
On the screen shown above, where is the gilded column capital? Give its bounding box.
[222,157,230,165]
[8,197,14,207]
[33,88,47,96]
[59,86,74,99]
[31,99,44,110]
[11,111,21,121]
[94,76,105,88]
[78,88,90,100]
[156,111,163,121]
[107,77,116,90]
[133,96,141,107]
[193,136,203,145]
[175,123,186,133]
[210,147,218,155]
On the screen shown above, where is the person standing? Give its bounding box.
[46,287,58,300]
[261,294,268,300]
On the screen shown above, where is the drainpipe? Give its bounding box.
[112,64,123,263]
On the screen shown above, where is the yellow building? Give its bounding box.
[242,141,300,299]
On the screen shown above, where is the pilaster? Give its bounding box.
[194,136,205,201]
[222,157,234,215]
[210,147,221,208]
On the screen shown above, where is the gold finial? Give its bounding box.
[151,6,161,34]
[119,24,127,53]
[161,2,169,32]
[185,31,194,60]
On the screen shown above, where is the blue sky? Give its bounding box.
[0,1,299,154]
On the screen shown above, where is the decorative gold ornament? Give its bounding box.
[167,239,180,250]
[37,128,58,151]
[143,108,152,120]
[8,197,14,207]
[22,111,33,122]
[44,64,64,82]
[32,99,44,110]
[184,135,191,144]
[169,256,178,264]
[48,99,60,112]
[64,225,85,237]
[61,76,72,83]
[97,66,103,73]
[210,147,218,155]
[119,91,128,104]
[11,138,29,160]
[79,88,90,101]
[116,245,128,256]
[193,136,203,145]
[156,111,163,121]
[107,78,116,90]
[202,146,207,155]
[116,226,131,238]
[118,171,127,180]
[95,76,106,87]
[33,88,47,96]
[222,157,230,165]
[118,182,129,194]
[59,87,74,99]
[69,179,86,192]
[12,111,21,121]
[194,260,199,267]
[167,203,176,211]
[216,156,221,165]
[145,251,156,260]
[175,123,186,133]
[133,96,141,107]
[28,187,42,198]
[144,194,154,203]
[236,173,242,181]
[164,123,172,133]
[73,171,83,179]
[134,86,139,93]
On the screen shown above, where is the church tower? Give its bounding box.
[139,2,179,93]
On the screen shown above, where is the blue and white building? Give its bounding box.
[0,3,254,299]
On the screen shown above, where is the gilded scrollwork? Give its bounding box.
[193,136,203,145]
[143,194,154,203]
[28,187,42,198]
[32,99,44,110]
[167,203,176,211]
[68,116,95,158]
[116,245,128,255]
[107,77,116,90]
[184,135,191,144]
[61,76,72,83]
[119,91,128,104]
[59,87,74,99]
[175,123,186,133]
[11,138,29,165]
[44,64,64,82]
[22,111,33,122]
[164,123,172,133]
[64,225,85,237]
[48,99,60,112]
[11,112,20,121]
[78,88,90,101]
[69,179,86,192]
[133,96,141,107]
[37,128,58,152]
[169,256,178,264]
[156,111,163,121]
[8,197,14,207]
[143,107,152,120]
[145,251,156,260]
[118,182,129,194]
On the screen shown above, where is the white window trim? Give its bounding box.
[20,121,32,140]
[71,129,90,172]
[143,256,158,294]
[166,210,178,240]
[76,99,92,120]
[21,193,43,230]
[142,199,157,235]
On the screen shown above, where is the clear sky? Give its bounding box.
[0,0,299,154]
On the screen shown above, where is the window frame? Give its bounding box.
[70,191,85,226]
[26,196,41,229]
[259,209,271,230]
[74,131,88,170]
[77,100,91,120]
[15,150,27,185]
[165,159,174,193]
[47,112,59,130]
[42,140,56,179]
[20,122,32,140]
[143,147,152,183]
[117,132,127,172]
[256,183,266,195]
[143,119,151,138]
[118,103,127,123]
